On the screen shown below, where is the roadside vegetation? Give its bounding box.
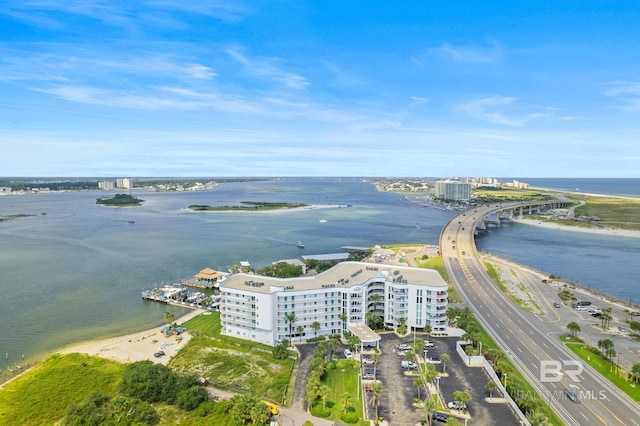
[484,261,542,314]
[562,337,640,402]
[448,307,563,426]
[471,187,555,204]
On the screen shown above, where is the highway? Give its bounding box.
[441,203,640,426]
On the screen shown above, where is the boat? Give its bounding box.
[128,220,135,223]
[319,219,327,223]
[296,241,305,249]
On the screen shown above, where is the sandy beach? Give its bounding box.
[513,217,640,239]
[57,309,205,365]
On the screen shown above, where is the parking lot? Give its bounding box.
[371,333,520,425]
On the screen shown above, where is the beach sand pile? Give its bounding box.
[57,309,204,365]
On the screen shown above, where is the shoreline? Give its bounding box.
[56,309,204,364]
[512,217,640,239]
[1,309,205,388]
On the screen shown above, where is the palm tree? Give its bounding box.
[340,392,351,413]
[528,410,551,426]
[485,380,497,398]
[311,321,321,337]
[441,353,450,373]
[326,337,340,362]
[319,384,331,410]
[285,313,296,346]
[339,312,348,332]
[368,293,384,314]
[597,338,613,357]
[567,321,580,337]
[297,325,304,342]
[372,351,380,377]
[632,363,640,384]
[452,390,471,412]
[369,381,385,420]
[413,377,424,400]
[163,311,175,326]
[415,396,437,426]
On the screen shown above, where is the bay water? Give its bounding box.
[0,177,638,378]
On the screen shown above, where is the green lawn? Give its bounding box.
[311,361,368,425]
[564,342,640,402]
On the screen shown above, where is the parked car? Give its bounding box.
[401,360,418,369]
[398,343,411,350]
[362,372,375,380]
[432,412,448,423]
[553,302,561,308]
[574,305,587,311]
[618,326,627,333]
[344,349,352,359]
[153,350,165,358]
[362,357,374,365]
[447,401,466,410]
[426,357,442,365]
[424,340,434,347]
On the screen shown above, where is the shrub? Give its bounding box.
[325,361,336,370]
[340,411,360,423]
[310,405,331,418]
[176,386,209,411]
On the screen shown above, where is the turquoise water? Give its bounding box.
[1,177,639,379]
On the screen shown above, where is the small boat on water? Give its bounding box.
[128,220,135,223]
[296,241,305,249]
[319,219,327,223]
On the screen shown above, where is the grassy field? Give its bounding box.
[572,195,640,231]
[0,353,125,425]
[173,312,296,404]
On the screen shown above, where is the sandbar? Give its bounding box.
[513,217,640,239]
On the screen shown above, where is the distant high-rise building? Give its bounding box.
[435,180,471,201]
[98,181,115,190]
[116,178,131,189]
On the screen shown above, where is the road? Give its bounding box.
[441,204,640,426]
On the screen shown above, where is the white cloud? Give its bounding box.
[456,95,551,126]
[604,81,640,111]
[226,47,309,89]
[429,42,502,64]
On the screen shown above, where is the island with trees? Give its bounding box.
[96,193,144,207]
[188,201,309,211]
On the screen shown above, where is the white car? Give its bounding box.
[426,357,442,365]
[424,340,434,347]
[344,349,353,359]
[575,305,587,311]
[447,401,466,410]
[398,344,411,350]
[362,357,374,365]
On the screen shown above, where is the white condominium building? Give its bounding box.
[116,178,132,189]
[219,261,448,346]
[435,180,472,201]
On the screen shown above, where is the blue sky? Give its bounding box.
[1,1,639,177]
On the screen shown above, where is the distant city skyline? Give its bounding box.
[1,2,639,177]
